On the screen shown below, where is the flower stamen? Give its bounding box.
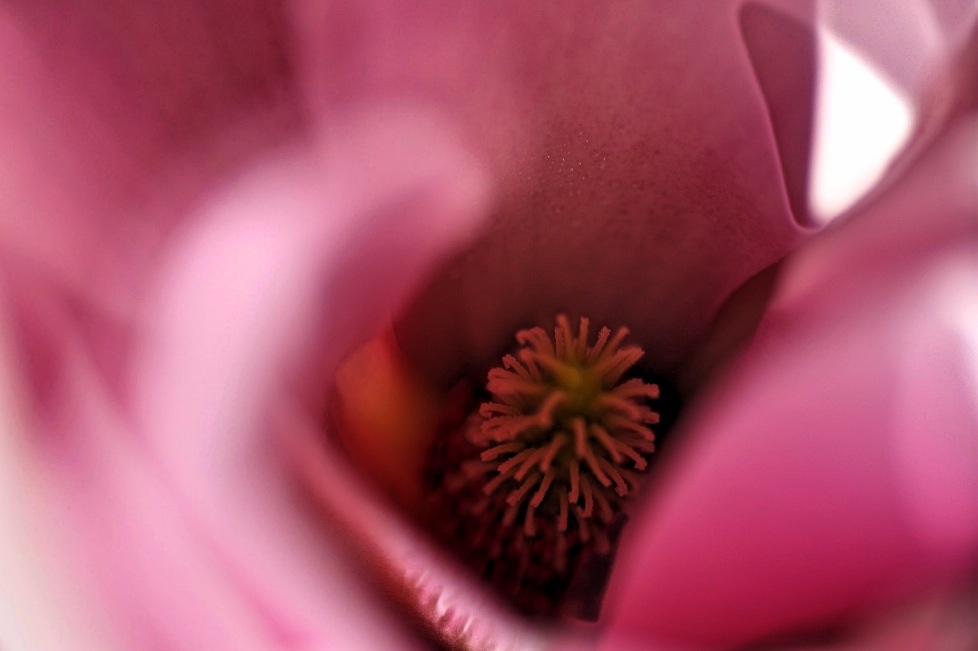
[424,315,661,617]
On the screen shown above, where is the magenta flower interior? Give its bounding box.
[0,2,975,650]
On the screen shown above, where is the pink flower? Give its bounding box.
[0,2,974,650]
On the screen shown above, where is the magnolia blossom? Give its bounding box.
[0,2,975,650]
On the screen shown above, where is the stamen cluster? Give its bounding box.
[425,315,659,615]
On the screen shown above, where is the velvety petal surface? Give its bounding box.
[290,1,815,383]
[601,116,978,649]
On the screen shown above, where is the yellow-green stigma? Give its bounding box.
[424,315,660,617]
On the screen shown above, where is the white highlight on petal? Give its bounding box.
[810,29,914,223]
[894,248,978,561]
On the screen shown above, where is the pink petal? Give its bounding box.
[786,584,978,650]
[1,97,492,648]
[0,4,296,314]
[126,109,491,648]
[820,0,978,96]
[740,3,818,227]
[601,117,978,648]
[0,315,123,651]
[290,1,813,382]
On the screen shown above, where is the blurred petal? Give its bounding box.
[602,116,977,648]
[819,0,978,96]
[129,109,491,648]
[0,4,297,312]
[0,272,287,650]
[0,306,121,651]
[772,581,978,650]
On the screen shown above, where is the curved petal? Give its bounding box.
[740,2,819,227]
[601,118,978,648]
[126,111,491,649]
[289,1,812,382]
[0,308,124,651]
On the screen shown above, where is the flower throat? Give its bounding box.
[423,315,662,618]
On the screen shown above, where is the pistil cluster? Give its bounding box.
[424,315,660,616]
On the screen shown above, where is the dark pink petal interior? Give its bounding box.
[308,2,818,384]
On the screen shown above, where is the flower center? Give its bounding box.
[423,315,661,617]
